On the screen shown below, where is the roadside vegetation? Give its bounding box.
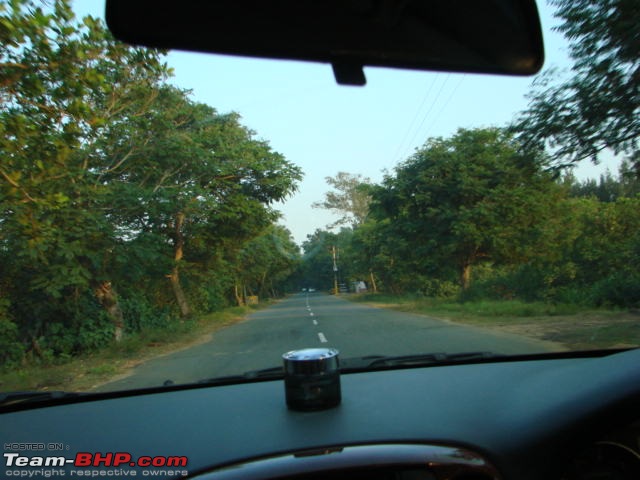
[300,0,639,315]
[0,303,266,392]
[349,294,640,351]
[299,0,639,350]
[1,1,302,370]
[300,153,640,308]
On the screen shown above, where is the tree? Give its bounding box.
[296,229,357,292]
[0,0,171,345]
[524,195,640,306]
[233,225,301,303]
[560,160,640,201]
[312,172,373,228]
[371,128,561,289]
[93,84,302,317]
[512,0,639,171]
[349,219,408,294]
[0,1,302,360]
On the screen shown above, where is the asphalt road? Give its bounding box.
[95,293,562,392]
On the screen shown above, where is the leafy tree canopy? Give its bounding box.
[312,172,373,228]
[513,0,639,171]
[0,0,303,358]
[371,127,562,289]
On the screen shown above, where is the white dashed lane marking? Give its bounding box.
[318,332,328,343]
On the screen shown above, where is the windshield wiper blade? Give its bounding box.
[341,351,504,370]
[243,366,284,379]
[193,352,502,386]
[195,366,284,386]
[0,390,84,408]
[241,353,503,374]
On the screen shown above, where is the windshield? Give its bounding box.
[1,0,638,396]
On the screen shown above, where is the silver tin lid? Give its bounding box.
[282,348,340,375]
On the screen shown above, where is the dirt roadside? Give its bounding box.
[363,304,640,351]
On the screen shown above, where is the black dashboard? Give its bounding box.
[2,348,640,480]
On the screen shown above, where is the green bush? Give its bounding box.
[77,316,115,351]
[589,272,640,308]
[120,296,171,332]
[0,313,25,366]
[420,279,460,299]
[553,285,596,306]
[40,298,114,358]
[15,289,118,360]
[459,263,580,304]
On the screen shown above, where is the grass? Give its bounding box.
[351,294,583,319]
[0,303,270,393]
[349,293,640,351]
[427,299,582,318]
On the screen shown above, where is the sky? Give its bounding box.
[75,1,620,246]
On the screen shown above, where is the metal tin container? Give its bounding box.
[282,348,341,411]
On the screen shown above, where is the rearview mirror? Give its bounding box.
[105,0,544,85]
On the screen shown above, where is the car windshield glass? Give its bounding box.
[1,0,638,396]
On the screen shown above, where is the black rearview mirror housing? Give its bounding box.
[106,0,544,85]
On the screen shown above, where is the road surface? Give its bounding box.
[95,293,562,391]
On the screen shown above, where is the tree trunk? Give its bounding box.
[369,270,378,293]
[234,283,244,306]
[460,263,472,290]
[169,266,191,318]
[31,337,44,358]
[94,281,125,342]
[259,271,268,297]
[170,212,191,318]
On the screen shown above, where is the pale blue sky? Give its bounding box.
[76,1,617,245]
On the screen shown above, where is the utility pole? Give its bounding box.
[332,245,339,295]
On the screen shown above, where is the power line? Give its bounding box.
[400,73,451,162]
[391,75,438,165]
[421,74,466,141]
